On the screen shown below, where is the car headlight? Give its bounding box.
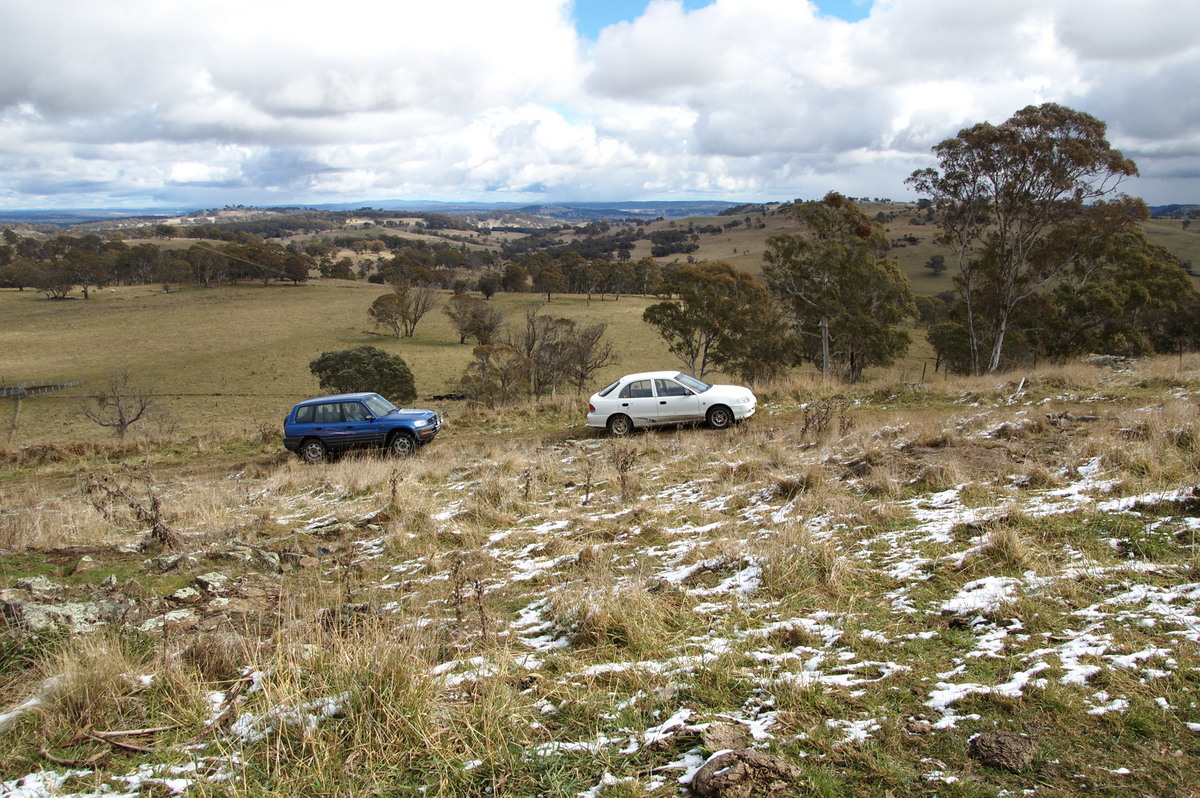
[412,419,427,428]
[737,397,751,403]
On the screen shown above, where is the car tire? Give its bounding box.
[707,405,734,430]
[388,432,416,457]
[607,414,634,436]
[299,438,327,464]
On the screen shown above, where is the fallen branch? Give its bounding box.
[186,672,255,745]
[88,732,152,754]
[39,745,107,768]
[91,725,177,739]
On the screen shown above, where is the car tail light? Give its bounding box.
[588,403,595,412]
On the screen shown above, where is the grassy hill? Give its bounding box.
[561,202,1200,296]
[1,355,1198,796]
[3,196,1198,450]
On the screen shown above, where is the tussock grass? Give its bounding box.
[759,523,860,600]
[19,629,209,759]
[968,519,1029,569]
[548,573,689,657]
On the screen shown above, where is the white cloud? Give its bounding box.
[0,0,1196,208]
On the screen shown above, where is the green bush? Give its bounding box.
[308,346,416,403]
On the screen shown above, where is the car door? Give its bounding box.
[340,400,385,450]
[654,378,703,423]
[310,401,350,451]
[614,378,661,426]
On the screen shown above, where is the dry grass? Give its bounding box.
[548,573,688,656]
[758,522,859,599]
[2,353,1200,795]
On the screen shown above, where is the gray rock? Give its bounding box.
[13,576,61,598]
[70,556,97,576]
[194,572,231,595]
[702,722,750,753]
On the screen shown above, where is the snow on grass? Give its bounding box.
[6,379,1200,796]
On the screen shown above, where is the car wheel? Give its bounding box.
[299,438,327,464]
[707,406,734,430]
[388,433,416,457]
[607,414,634,436]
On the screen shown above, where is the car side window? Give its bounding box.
[655,379,690,397]
[619,379,653,399]
[342,401,369,422]
[314,403,343,424]
[294,405,314,424]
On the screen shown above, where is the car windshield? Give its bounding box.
[674,373,711,393]
[363,394,398,417]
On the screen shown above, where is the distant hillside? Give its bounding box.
[1149,204,1200,218]
[0,200,742,227]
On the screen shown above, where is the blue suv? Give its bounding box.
[283,392,441,463]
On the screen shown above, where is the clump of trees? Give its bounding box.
[368,283,438,338]
[0,230,316,297]
[444,294,505,345]
[643,262,795,381]
[309,346,416,404]
[907,102,1200,372]
[642,196,917,385]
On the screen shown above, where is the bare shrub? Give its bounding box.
[78,371,161,440]
[801,395,850,439]
[608,440,642,500]
[85,466,180,550]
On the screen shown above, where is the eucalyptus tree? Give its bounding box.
[643,261,773,379]
[763,192,915,382]
[907,103,1138,373]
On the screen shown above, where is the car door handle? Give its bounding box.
[659,400,667,404]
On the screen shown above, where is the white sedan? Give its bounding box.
[586,371,756,436]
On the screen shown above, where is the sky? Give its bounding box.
[1,0,1197,211]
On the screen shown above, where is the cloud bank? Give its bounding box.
[1,0,1197,209]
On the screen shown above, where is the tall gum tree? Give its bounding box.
[907,103,1138,373]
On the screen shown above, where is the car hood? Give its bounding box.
[707,384,755,401]
[388,408,438,418]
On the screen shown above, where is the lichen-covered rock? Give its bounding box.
[194,572,231,595]
[690,750,804,798]
[13,576,62,598]
[969,731,1036,773]
[3,599,103,633]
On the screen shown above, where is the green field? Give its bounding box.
[0,283,679,446]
